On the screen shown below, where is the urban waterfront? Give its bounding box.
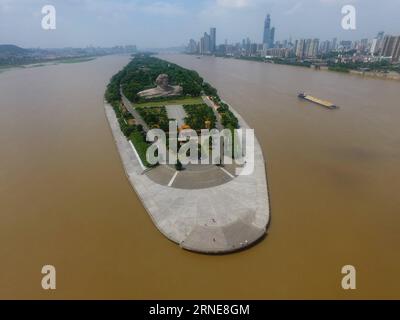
[0,54,399,299]
[187,14,400,77]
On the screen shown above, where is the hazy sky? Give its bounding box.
[0,0,399,48]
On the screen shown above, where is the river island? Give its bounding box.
[104,54,270,253]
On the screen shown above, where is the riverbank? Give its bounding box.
[250,57,400,81]
[194,54,400,82]
[348,69,400,81]
[0,56,98,73]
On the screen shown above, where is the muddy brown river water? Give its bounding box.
[0,54,399,299]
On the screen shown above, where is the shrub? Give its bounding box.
[183,104,216,131]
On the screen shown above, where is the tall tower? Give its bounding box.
[204,32,211,53]
[263,14,275,48]
[270,27,275,48]
[263,14,271,46]
[210,28,217,53]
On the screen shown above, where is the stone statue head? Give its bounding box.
[156,74,170,90]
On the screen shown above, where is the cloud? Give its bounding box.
[0,0,31,13]
[141,1,186,15]
[0,0,187,16]
[284,2,303,15]
[319,0,358,5]
[216,0,253,8]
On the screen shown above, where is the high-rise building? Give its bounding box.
[206,32,211,53]
[210,28,217,53]
[320,40,331,54]
[200,32,211,54]
[370,38,379,55]
[305,39,312,57]
[250,43,258,55]
[200,37,205,54]
[307,39,319,57]
[332,38,337,51]
[394,37,400,62]
[360,38,369,53]
[263,14,275,49]
[263,14,270,44]
[187,39,198,54]
[293,39,299,54]
[296,39,305,59]
[339,40,352,51]
[196,27,216,55]
[270,27,275,48]
[382,35,393,56]
[372,31,386,55]
[394,44,400,62]
[294,38,319,58]
[381,35,400,61]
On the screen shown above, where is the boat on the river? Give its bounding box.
[298,92,338,109]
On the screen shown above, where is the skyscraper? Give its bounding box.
[296,39,305,59]
[200,32,211,54]
[305,39,312,57]
[200,36,205,54]
[263,14,275,49]
[320,40,331,54]
[372,31,386,56]
[187,39,198,54]
[332,38,338,51]
[308,39,320,57]
[370,38,379,55]
[270,27,275,48]
[210,28,216,53]
[263,14,271,45]
[381,35,400,61]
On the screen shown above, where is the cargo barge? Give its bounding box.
[298,92,338,109]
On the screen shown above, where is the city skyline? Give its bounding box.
[186,13,400,64]
[0,0,399,49]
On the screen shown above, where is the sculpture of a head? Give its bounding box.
[156,74,170,90]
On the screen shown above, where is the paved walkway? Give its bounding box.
[202,95,224,131]
[166,105,187,127]
[120,88,150,132]
[146,164,234,190]
[104,98,270,254]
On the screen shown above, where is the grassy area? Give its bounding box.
[120,55,204,101]
[136,106,169,131]
[129,130,152,168]
[210,97,239,130]
[109,101,153,168]
[134,96,203,108]
[184,103,217,131]
[103,55,239,167]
